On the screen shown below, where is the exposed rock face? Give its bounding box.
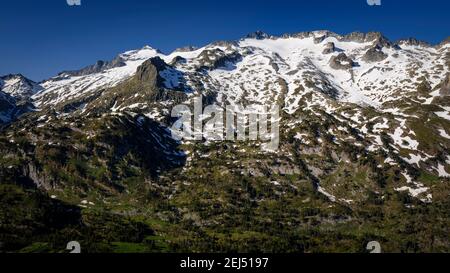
[342,31,369,43]
[170,56,187,66]
[246,31,270,40]
[23,163,54,190]
[417,80,432,95]
[245,30,401,49]
[270,164,302,176]
[135,57,168,85]
[329,53,355,70]
[322,42,336,54]
[308,165,324,177]
[288,30,338,41]
[342,31,392,48]
[0,91,16,122]
[173,46,198,53]
[362,45,388,62]
[134,56,187,94]
[314,36,326,44]
[397,38,431,47]
[440,74,450,96]
[210,40,239,47]
[197,48,242,70]
[58,56,126,77]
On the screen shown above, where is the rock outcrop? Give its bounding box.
[59,56,126,77]
[322,42,336,54]
[362,45,388,62]
[246,31,271,40]
[197,48,242,70]
[342,31,393,48]
[329,53,355,70]
[135,57,168,86]
[397,38,431,47]
[440,74,450,96]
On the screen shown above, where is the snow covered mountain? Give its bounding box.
[2,30,450,195]
[27,31,449,109]
[32,46,161,107]
[0,74,38,123]
[1,31,450,252]
[0,74,41,100]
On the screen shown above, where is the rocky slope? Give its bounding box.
[0,31,449,253]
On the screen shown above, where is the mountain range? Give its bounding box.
[0,30,449,253]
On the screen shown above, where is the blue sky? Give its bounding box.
[0,0,449,81]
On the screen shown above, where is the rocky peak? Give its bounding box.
[397,38,431,47]
[135,56,168,85]
[58,55,126,78]
[1,74,33,84]
[245,31,271,40]
[0,74,41,100]
[290,30,339,42]
[342,31,393,48]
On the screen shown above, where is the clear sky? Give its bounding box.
[1,0,449,81]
